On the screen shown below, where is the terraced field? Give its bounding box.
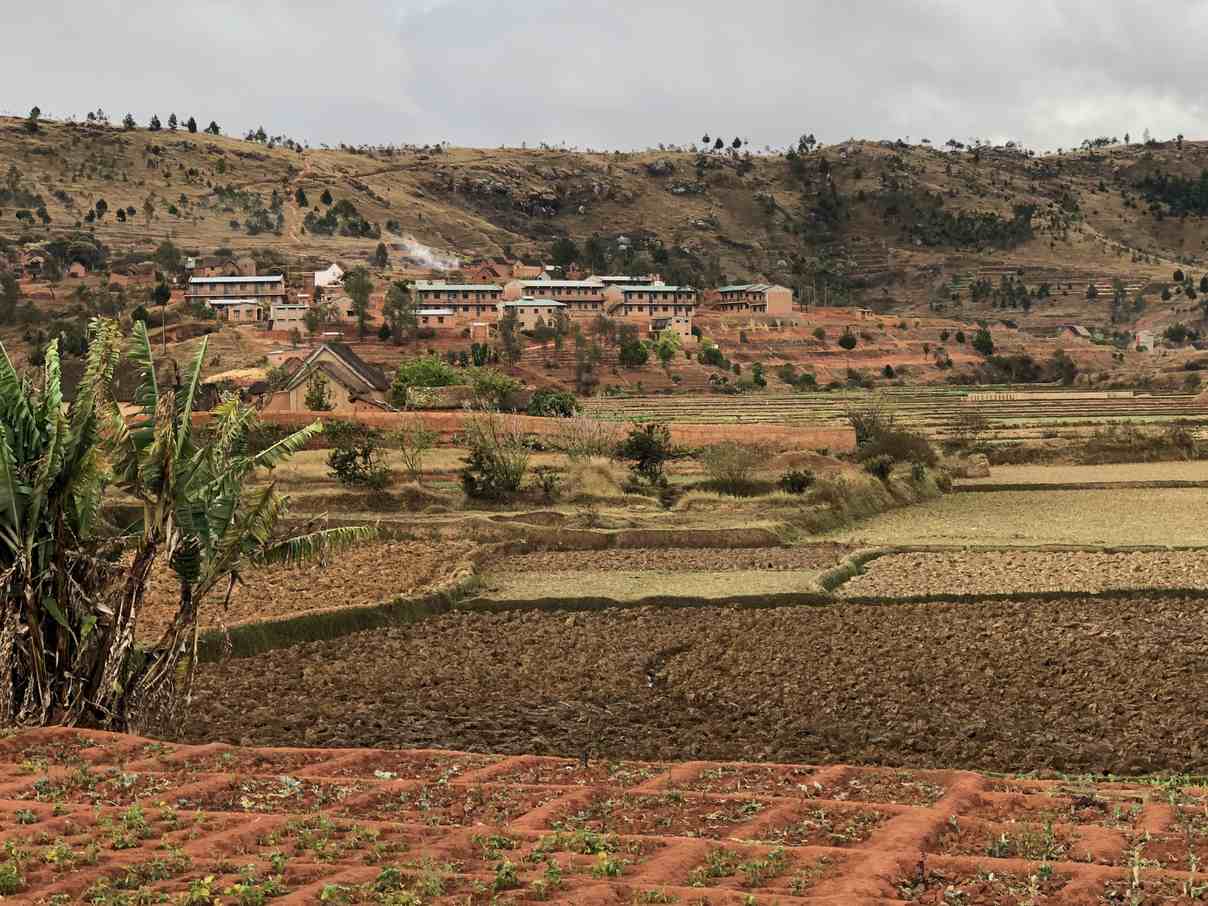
[823,487,1208,546]
[583,387,1208,444]
[839,550,1208,597]
[5,727,1208,905]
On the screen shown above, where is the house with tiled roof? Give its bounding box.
[263,343,392,412]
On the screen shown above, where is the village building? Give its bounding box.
[187,275,287,316]
[510,263,546,281]
[263,343,392,412]
[269,300,309,331]
[207,299,264,323]
[463,259,513,284]
[596,274,660,287]
[188,255,256,278]
[711,283,794,315]
[501,279,607,318]
[499,298,566,331]
[603,283,698,342]
[314,263,344,288]
[1058,324,1093,340]
[66,261,88,279]
[414,281,505,327]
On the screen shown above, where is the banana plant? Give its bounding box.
[0,319,373,732]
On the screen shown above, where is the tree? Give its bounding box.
[652,327,681,366]
[24,106,40,134]
[619,339,649,367]
[186,116,197,133]
[205,121,220,135]
[155,240,182,274]
[143,197,155,224]
[0,271,21,323]
[382,280,417,344]
[0,320,370,732]
[304,371,334,410]
[372,242,389,268]
[343,267,373,338]
[320,189,333,206]
[972,328,995,357]
[713,137,724,151]
[1175,269,1186,283]
[498,307,523,365]
[1086,284,1098,300]
[168,113,178,131]
[838,330,857,350]
[148,114,162,131]
[94,199,108,220]
[550,236,579,267]
[294,187,308,207]
[152,281,171,353]
[731,137,742,150]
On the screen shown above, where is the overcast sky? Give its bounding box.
[4,1,1205,152]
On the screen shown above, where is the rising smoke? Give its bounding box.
[400,236,459,271]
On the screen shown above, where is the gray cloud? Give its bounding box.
[4,0,1205,151]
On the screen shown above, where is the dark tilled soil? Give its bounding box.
[186,597,1208,774]
[484,544,855,574]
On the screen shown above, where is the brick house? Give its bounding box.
[603,283,698,342]
[263,343,392,412]
[499,298,566,331]
[501,278,608,319]
[187,275,287,316]
[414,281,505,329]
[711,283,794,315]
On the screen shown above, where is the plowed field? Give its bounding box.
[189,597,1208,774]
[2,727,1206,905]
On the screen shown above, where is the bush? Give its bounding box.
[857,428,938,466]
[470,368,521,409]
[551,417,622,460]
[531,466,563,502]
[698,441,767,495]
[812,327,826,341]
[837,330,857,350]
[393,419,438,483]
[778,469,815,494]
[911,461,927,482]
[326,423,390,490]
[619,340,649,367]
[863,454,895,480]
[843,398,896,444]
[528,387,580,417]
[460,413,530,500]
[390,355,464,407]
[617,422,673,487]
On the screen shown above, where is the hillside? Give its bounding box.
[9,117,1208,388]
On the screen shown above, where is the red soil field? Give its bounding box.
[0,727,1205,904]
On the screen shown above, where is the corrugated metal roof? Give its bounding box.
[417,308,456,316]
[415,281,502,291]
[619,284,693,294]
[519,279,603,288]
[717,283,771,292]
[502,298,565,307]
[188,275,283,284]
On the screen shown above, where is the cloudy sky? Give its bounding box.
[4,0,1204,152]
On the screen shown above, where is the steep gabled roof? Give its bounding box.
[286,343,390,393]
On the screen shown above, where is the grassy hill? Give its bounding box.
[8,117,1208,389]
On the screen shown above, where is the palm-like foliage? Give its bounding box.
[0,319,373,733]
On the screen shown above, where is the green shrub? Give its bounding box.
[778,469,815,494]
[617,422,673,487]
[911,461,927,482]
[863,454,894,480]
[393,419,438,483]
[326,422,391,490]
[390,355,464,407]
[460,413,530,500]
[528,388,580,417]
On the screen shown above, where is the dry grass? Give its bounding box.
[825,487,1208,546]
[961,460,1208,485]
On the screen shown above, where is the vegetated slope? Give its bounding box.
[5,116,1208,323]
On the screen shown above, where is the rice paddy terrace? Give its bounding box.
[582,388,1208,444]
